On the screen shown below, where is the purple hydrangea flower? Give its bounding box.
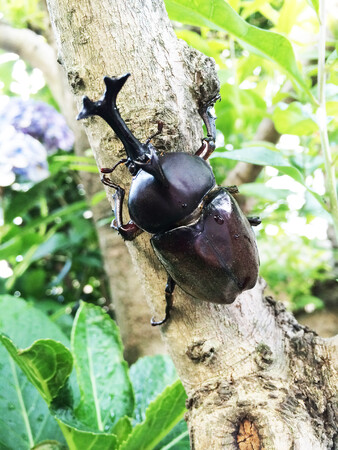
[0,96,74,186]
[0,97,74,153]
[0,125,49,186]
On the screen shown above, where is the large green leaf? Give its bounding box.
[0,336,73,406]
[130,355,189,449]
[212,147,326,209]
[120,380,187,450]
[129,355,178,424]
[31,440,67,450]
[55,417,117,450]
[71,302,134,433]
[154,419,190,450]
[0,295,69,449]
[164,0,314,100]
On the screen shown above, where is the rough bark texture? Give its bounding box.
[0,21,164,362]
[45,0,338,448]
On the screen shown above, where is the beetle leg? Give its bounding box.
[101,157,128,176]
[112,185,143,240]
[196,94,221,160]
[145,121,164,144]
[151,275,176,326]
[247,216,261,226]
[101,170,143,241]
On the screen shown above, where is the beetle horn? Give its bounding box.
[135,147,169,187]
[77,73,148,162]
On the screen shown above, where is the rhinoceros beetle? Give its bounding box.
[77,73,260,326]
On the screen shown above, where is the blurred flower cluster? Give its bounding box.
[0,97,74,186]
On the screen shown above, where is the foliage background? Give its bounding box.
[0,0,337,448]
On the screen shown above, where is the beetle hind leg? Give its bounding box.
[151,276,176,326]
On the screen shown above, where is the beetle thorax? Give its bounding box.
[128,152,216,234]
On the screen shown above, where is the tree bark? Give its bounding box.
[46,0,338,448]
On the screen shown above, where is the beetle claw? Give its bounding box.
[150,315,169,326]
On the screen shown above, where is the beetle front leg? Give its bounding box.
[196,95,220,160]
[225,185,239,194]
[145,121,163,144]
[151,275,176,326]
[101,173,143,241]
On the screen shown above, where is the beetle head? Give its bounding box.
[77,74,168,185]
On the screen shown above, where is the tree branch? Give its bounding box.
[0,22,63,106]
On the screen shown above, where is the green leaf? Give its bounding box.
[0,295,70,449]
[69,164,99,173]
[3,200,87,241]
[120,379,187,450]
[154,420,189,450]
[272,102,318,136]
[164,0,314,101]
[90,191,107,206]
[130,356,189,449]
[212,147,327,209]
[112,416,132,445]
[129,355,178,424]
[175,29,221,60]
[212,146,290,166]
[55,417,117,450]
[215,84,266,138]
[32,440,67,450]
[0,233,44,261]
[292,294,324,311]
[71,302,134,432]
[276,0,307,35]
[305,0,319,16]
[31,233,70,261]
[5,176,53,223]
[238,183,291,202]
[0,336,73,406]
[52,155,95,164]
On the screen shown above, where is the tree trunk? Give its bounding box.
[46,0,338,448]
